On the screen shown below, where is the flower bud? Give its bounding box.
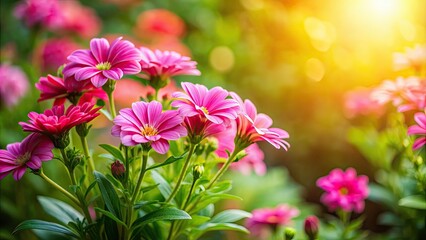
[304,215,319,240]
[63,148,83,171]
[284,227,296,240]
[111,160,126,181]
[193,164,204,180]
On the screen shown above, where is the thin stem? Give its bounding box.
[182,179,197,209]
[38,171,80,206]
[80,135,95,175]
[206,148,241,189]
[131,150,149,203]
[167,221,177,240]
[165,144,196,204]
[105,80,117,119]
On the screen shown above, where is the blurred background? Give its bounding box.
[1,0,425,238]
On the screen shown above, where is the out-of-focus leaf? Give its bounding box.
[146,153,186,171]
[13,220,79,238]
[151,170,174,204]
[210,209,252,223]
[94,171,122,219]
[131,208,191,230]
[367,183,397,210]
[99,144,124,162]
[37,196,83,225]
[399,195,426,209]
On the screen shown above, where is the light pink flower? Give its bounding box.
[0,133,54,181]
[19,103,101,146]
[37,38,80,73]
[246,204,299,239]
[0,64,29,108]
[14,0,62,29]
[393,44,426,72]
[59,1,101,39]
[36,74,106,105]
[397,89,426,112]
[344,88,384,118]
[112,101,187,154]
[371,77,423,107]
[317,168,369,213]
[135,9,186,40]
[63,37,142,88]
[230,144,266,176]
[407,112,426,150]
[231,92,290,150]
[172,82,239,124]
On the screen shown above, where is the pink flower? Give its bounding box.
[183,115,228,144]
[0,64,29,108]
[37,38,80,73]
[135,9,186,40]
[59,1,101,39]
[172,82,239,124]
[14,0,62,29]
[397,89,426,112]
[36,74,106,105]
[317,168,369,213]
[371,77,424,107]
[111,101,187,154]
[0,133,54,181]
[246,204,299,238]
[19,103,101,147]
[231,92,290,150]
[304,215,320,240]
[230,144,266,176]
[407,112,426,150]
[344,88,384,118]
[63,37,142,88]
[393,44,426,72]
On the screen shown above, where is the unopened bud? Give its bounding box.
[304,215,319,240]
[111,160,126,181]
[193,165,204,180]
[284,227,296,240]
[63,148,83,171]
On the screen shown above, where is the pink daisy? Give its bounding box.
[407,112,426,150]
[317,168,369,213]
[63,37,142,88]
[183,115,228,144]
[231,92,290,150]
[0,64,29,108]
[111,101,187,154]
[172,82,239,124]
[0,133,54,181]
[36,74,106,105]
[14,0,63,29]
[37,38,80,73]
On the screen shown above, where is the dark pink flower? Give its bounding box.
[183,115,228,144]
[304,215,320,240]
[135,9,186,40]
[63,37,142,88]
[37,38,80,73]
[36,74,106,105]
[0,64,29,108]
[19,103,101,147]
[231,92,290,150]
[14,0,62,29]
[317,168,369,213]
[59,1,101,39]
[0,133,54,181]
[246,204,299,238]
[172,82,239,124]
[407,112,426,150]
[112,101,187,154]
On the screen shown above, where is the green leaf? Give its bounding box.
[99,144,124,162]
[94,171,122,219]
[141,184,160,193]
[13,220,79,238]
[84,181,98,199]
[367,183,397,210]
[99,109,112,121]
[131,208,191,230]
[210,209,252,223]
[146,153,185,171]
[37,196,83,225]
[94,208,127,228]
[151,170,174,203]
[399,195,426,209]
[207,180,232,194]
[198,223,249,234]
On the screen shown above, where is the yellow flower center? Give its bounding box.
[339,187,348,195]
[16,152,30,166]
[142,125,158,136]
[200,106,209,115]
[96,62,111,70]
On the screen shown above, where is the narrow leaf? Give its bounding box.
[399,195,426,209]
[151,171,174,204]
[210,209,252,223]
[13,220,79,238]
[99,144,124,161]
[37,196,83,225]
[198,222,249,233]
[94,208,127,228]
[131,208,191,230]
[146,153,185,171]
[94,171,122,219]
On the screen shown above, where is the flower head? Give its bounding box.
[14,0,62,29]
[37,38,80,73]
[0,64,29,108]
[63,37,142,88]
[393,44,426,71]
[135,9,186,40]
[371,77,424,107]
[183,115,228,144]
[59,0,101,39]
[344,87,384,118]
[19,103,101,148]
[0,133,54,181]
[231,92,290,151]
[112,101,187,154]
[407,112,426,150]
[317,168,369,213]
[246,204,299,239]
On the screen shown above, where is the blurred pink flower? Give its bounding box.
[36,74,106,105]
[37,38,80,73]
[393,44,426,72]
[246,204,299,239]
[135,9,186,40]
[371,77,423,107]
[14,0,62,29]
[344,87,384,118]
[59,0,101,39]
[317,168,369,213]
[111,101,187,154]
[63,37,142,88]
[407,112,426,150]
[172,82,239,124]
[231,92,290,151]
[0,64,29,108]
[0,133,54,181]
[230,144,266,176]
[397,88,426,112]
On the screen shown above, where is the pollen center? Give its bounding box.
[339,187,348,195]
[96,62,112,70]
[16,152,30,166]
[142,125,158,136]
[200,106,209,115]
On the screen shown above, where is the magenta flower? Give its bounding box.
[231,92,290,151]
[246,204,299,238]
[317,168,369,213]
[0,133,54,181]
[0,64,29,108]
[112,101,187,154]
[408,112,426,150]
[14,0,63,29]
[183,115,228,144]
[36,74,107,105]
[59,0,101,39]
[37,38,80,73]
[172,82,240,124]
[19,103,101,147]
[63,37,142,88]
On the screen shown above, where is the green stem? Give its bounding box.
[165,144,196,204]
[104,79,117,119]
[206,148,241,189]
[131,150,149,203]
[80,135,95,175]
[182,179,197,209]
[38,171,80,206]
[167,221,177,240]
